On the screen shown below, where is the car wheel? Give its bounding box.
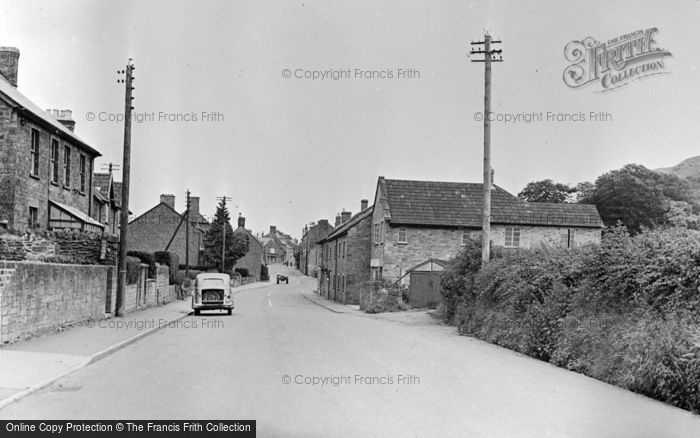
[227,308,232,315]
[194,309,200,316]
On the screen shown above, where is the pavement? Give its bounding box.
[0,279,270,410]
[1,266,700,437]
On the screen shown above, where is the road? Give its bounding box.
[2,265,699,437]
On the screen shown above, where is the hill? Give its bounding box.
[655,156,700,179]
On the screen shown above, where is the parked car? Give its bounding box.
[191,273,234,315]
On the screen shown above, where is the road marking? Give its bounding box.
[267,291,272,308]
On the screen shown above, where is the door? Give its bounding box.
[408,271,443,308]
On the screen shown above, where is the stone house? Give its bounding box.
[0,46,104,233]
[92,172,123,236]
[299,218,335,277]
[370,177,604,285]
[317,201,373,304]
[262,225,297,265]
[232,215,264,280]
[127,194,207,266]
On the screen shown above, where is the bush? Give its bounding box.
[178,264,213,271]
[440,237,482,323]
[235,267,249,277]
[127,250,157,278]
[447,227,700,413]
[155,251,179,284]
[261,264,269,281]
[126,256,142,284]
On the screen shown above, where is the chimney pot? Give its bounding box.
[335,214,341,227]
[160,194,175,209]
[269,225,276,235]
[361,199,369,211]
[238,215,245,228]
[0,47,20,87]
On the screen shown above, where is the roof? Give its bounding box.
[184,210,209,225]
[321,206,374,242]
[381,178,603,228]
[0,74,100,157]
[93,173,111,195]
[49,200,104,228]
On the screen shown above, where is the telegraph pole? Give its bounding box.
[115,59,135,317]
[471,34,502,265]
[185,189,191,279]
[216,196,232,272]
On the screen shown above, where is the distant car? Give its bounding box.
[191,273,234,315]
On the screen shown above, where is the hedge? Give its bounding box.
[442,226,700,414]
[126,256,142,284]
[234,267,249,277]
[127,250,157,278]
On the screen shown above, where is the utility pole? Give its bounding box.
[216,196,232,272]
[115,59,135,317]
[185,189,191,279]
[470,34,502,265]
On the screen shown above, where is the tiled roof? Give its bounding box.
[0,74,100,156]
[382,179,602,228]
[322,206,373,242]
[93,173,111,195]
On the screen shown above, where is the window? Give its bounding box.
[30,129,40,176]
[505,226,521,248]
[63,146,71,187]
[79,154,86,192]
[462,230,470,245]
[561,229,576,248]
[373,223,381,244]
[398,227,407,243]
[372,267,382,281]
[28,207,38,229]
[50,139,59,184]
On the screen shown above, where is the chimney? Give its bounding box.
[238,215,245,228]
[341,210,352,224]
[360,199,369,211]
[160,194,175,209]
[189,196,200,215]
[0,47,20,87]
[335,213,341,227]
[49,109,75,132]
[269,225,276,235]
[318,219,329,227]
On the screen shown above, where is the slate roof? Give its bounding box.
[0,74,100,156]
[321,206,374,242]
[382,178,602,228]
[93,173,111,196]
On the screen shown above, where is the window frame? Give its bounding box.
[63,145,71,188]
[79,153,87,193]
[50,138,60,184]
[505,226,521,248]
[30,129,40,177]
[397,227,408,244]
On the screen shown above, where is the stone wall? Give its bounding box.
[0,261,113,344]
[380,225,602,284]
[0,231,118,265]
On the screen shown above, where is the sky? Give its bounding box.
[1,0,698,239]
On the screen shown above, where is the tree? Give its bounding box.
[518,179,573,203]
[572,181,595,204]
[590,164,669,233]
[202,200,249,272]
[664,200,700,230]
